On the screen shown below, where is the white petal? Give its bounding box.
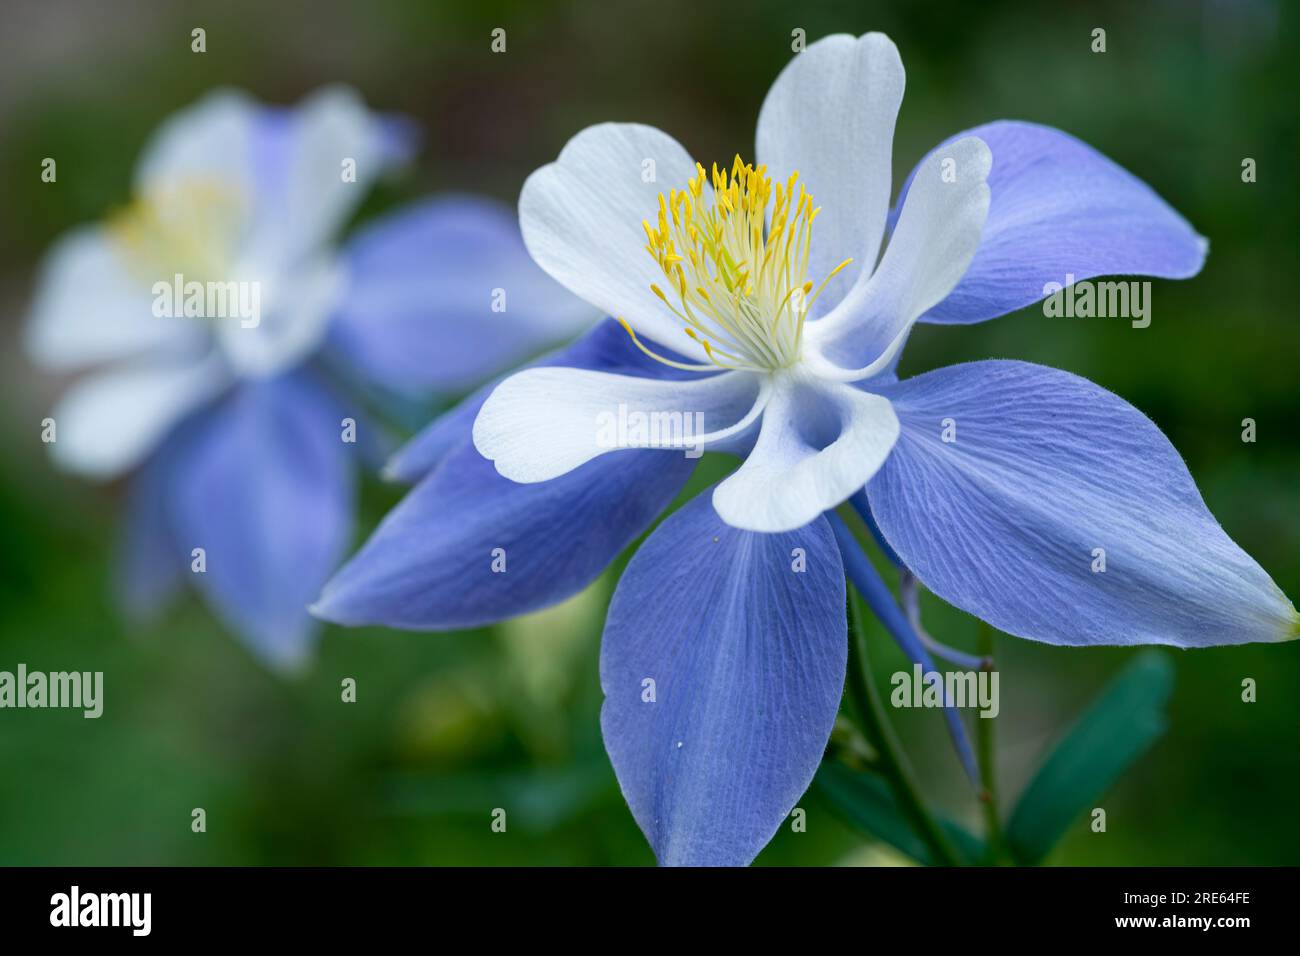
[519,123,710,362]
[473,367,765,482]
[25,227,206,369]
[260,86,404,265]
[214,256,342,378]
[49,357,228,480]
[134,89,258,196]
[713,378,899,533]
[136,87,402,270]
[809,135,992,378]
[756,33,905,317]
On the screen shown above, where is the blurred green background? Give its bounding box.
[1,0,1297,865]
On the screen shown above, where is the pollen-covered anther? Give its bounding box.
[623,155,851,373]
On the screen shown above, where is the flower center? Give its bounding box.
[620,155,851,373]
[108,180,247,288]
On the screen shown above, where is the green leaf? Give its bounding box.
[1004,650,1175,865]
[815,762,985,866]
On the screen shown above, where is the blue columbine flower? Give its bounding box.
[314,34,1297,864]
[25,86,594,670]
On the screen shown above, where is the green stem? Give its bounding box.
[975,620,1005,864]
[845,587,963,866]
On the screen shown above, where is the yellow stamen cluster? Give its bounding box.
[620,155,850,372]
[108,180,246,286]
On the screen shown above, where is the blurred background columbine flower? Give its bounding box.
[23,86,593,669]
[316,31,1295,865]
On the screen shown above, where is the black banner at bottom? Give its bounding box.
[0,866,1285,940]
